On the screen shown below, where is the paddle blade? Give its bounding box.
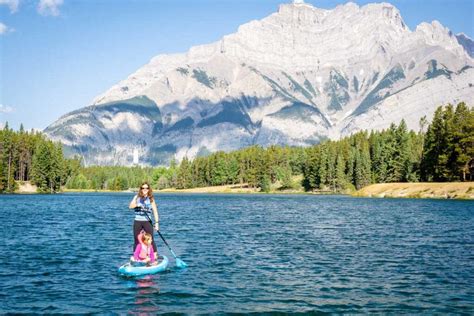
[175,258,188,269]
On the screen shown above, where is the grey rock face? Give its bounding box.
[45,2,474,166]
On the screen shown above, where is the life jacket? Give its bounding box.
[135,196,152,220]
[137,232,151,260]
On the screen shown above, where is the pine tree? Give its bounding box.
[210,152,227,185]
[227,155,240,185]
[452,102,474,180]
[245,146,259,188]
[1,128,18,192]
[394,120,410,181]
[113,176,128,191]
[31,140,51,192]
[335,154,347,190]
[176,157,191,189]
[354,137,372,189]
[346,147,356,187]
[325,143,337,191]
[318,144,328,189]
[259,175,271,192]
[49,143,65,192]
[302,146,320,191]
[256,147,271,190]
[422,106,444,181]
[441,104,455,180]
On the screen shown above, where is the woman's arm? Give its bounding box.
[152,200,159,231]
[129,195,138,209]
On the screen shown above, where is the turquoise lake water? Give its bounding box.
[1,193,473,314]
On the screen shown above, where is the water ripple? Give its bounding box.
[0,193,473,313]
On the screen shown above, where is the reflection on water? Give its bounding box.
[128,277,161,315]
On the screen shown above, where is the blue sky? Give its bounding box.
[1,0,473,131]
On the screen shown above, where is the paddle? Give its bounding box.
[135,207,188,269]
[156,230,188,269]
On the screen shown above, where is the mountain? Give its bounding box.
[45,1,474,166]
[456,33,474,58]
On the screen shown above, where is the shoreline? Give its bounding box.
[353,182,474,200]
[10,181,474,199]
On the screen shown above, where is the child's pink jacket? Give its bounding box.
[133,243,155,262]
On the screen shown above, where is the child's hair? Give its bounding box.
[142,233,152,244]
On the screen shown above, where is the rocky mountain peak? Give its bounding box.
[415,21,467,57]
[45,1,474,166]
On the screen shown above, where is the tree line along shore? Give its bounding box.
[2,103,473,199]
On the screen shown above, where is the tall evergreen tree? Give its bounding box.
[176,157,191,189]
[31,141,52,192]
[354,136,372,189]
[452,102,474,180]
[422,106,444,181]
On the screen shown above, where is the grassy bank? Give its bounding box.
[159,184,308,194]
[62,188,128,193]
[15,181,474,199]
[353,182,474,199]
[17,181,131,194]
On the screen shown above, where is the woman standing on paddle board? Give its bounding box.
[129,182,159,255]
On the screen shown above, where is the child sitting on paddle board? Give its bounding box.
[131,232,157,264]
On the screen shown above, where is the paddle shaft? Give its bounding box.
[156,230,180,259]
[139,207,180,260]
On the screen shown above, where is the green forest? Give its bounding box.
[1,103,472,194]
[0,123,72,193]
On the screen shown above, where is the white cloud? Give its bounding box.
[0,104,14,113]
[0,0,19,13]
[0,22,14,34]
[38,0,63,16]
[0,22,7,34]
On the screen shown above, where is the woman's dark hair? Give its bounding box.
[138,181,154,202]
